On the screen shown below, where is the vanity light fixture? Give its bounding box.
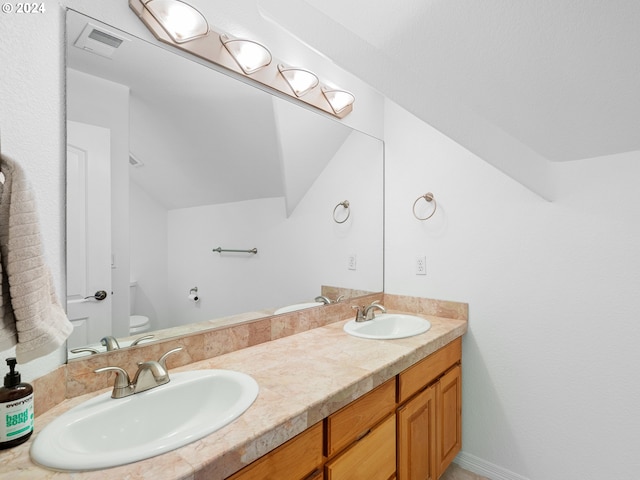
[143,0,209,44]
[277,65,319,97]
[129,0,355,118]
[322,88,356,115]
[220,34,272,75]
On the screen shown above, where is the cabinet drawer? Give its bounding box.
[227,422,323,480]
[325,414,396,480]
[326,377,396,456]
[398,338,461,403]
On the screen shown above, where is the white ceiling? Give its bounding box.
[67,1,640,200]
[258,0,640,195]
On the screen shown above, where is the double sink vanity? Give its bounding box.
[0,294,467,479]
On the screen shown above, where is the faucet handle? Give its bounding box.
[131,334,155,346]
[158,347,183,370]
[94,366,134,398]
[94,366,131,387]
[351,305,366,322]
[70,347,101,355]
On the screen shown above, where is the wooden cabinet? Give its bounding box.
[227,338,462,480]
[397,384,436,480]
[435,365,462,477]
[325,377,397,479]
[227,422,323,480]
[398,338,462,404]
[326,378,396,457]
[325,414,396,480]
[397,338,462,480]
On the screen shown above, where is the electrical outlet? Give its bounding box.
[416,256,426,275]
[348,254,357,270]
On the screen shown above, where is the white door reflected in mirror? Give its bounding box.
[66,121,113,350]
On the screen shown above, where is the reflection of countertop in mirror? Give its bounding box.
[67,286,373,361]
[2,306,467,479]
[68,310,272,360]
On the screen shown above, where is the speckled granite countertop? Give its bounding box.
[1,312,467,480]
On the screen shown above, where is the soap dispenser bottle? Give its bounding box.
[0,358,34,449]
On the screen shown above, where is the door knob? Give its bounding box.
[85,290,108,301]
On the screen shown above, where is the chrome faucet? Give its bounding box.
[364,301,386,320]
[315,295,345,304]
[131,360,170,394]
[315,295,332,305]
[353,301,386,322]
[100,336,121,351]
[95,347,183,399]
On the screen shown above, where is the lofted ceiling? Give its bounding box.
[258,0,640,197]
[66,1,640,200]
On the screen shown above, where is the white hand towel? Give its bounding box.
[0,154,73,363]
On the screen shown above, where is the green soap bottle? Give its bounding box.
[0,358,34,449]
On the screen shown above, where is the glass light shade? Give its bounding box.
[220,34,272,75]
[322,88,355,114]
[278,65,319,97]
[145,0,209,44]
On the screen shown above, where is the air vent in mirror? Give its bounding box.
[74,23,127,58]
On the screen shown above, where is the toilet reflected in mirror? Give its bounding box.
[129,282,150,335]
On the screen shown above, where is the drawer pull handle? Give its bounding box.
[303,468,323,480]
[355,428,371,441]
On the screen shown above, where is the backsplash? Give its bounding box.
[32,293,467,416]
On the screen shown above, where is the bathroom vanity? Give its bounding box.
[228,338,461,480]
[0,295,467,479]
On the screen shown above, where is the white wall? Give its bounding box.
[167,131,383,325]
[0,6,66,378]
[385,99,640,480]
[130,181,170,331]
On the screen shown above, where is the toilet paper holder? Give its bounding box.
[188,287,199,302]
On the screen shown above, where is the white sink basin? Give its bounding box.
[31,370,259,471]
[274,301,323,314]
[343,313,431,339]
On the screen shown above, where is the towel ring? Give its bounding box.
[412,192,437,220]
[333,200,350,224]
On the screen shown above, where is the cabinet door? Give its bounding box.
[325,414,396,480]
[435,365,462,477]
[397,385,436,480]
[227,422,323,480]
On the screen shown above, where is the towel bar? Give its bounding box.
[212,247,258,254]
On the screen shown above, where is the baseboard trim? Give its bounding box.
[454,451,530,480]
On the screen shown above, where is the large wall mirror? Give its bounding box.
[65,10,384,360]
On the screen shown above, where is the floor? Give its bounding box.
[441,463,491,480]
